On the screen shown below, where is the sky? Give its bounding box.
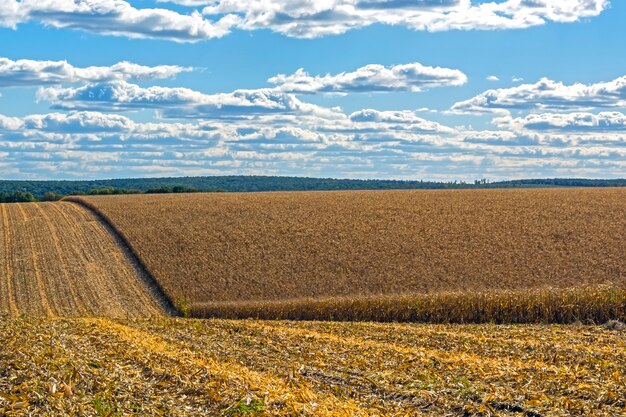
[0,0,625,181]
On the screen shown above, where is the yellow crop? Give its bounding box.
[67,188,626,322]
[0,317,624,416]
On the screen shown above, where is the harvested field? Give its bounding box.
[0,202,167,317]
[0,317,624,416]
[67,189,626,321]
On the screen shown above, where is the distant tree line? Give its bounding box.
[70,185,203,196]
[0,185,206,203]
[0,191,38,203]
[0,176,624,203]
[484,178,626,188]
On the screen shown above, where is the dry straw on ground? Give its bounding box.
[0,202,166,317]
[68,188,626,322]
[0,317,624,416]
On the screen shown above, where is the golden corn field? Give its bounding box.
[191,285,626,323]
[0,202,167,317]
[67,188,626,322]
[0,318,624,416]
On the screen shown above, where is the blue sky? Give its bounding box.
[0,0,625,180]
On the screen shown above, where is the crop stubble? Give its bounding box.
[0,317,624,416]
[0,202,165,317]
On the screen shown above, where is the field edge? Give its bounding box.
[65,191,626,324]
[190,285,626,324]
[64,197,180,317]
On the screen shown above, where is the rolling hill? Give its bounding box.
[67,188,626,321]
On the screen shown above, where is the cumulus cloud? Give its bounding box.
[486,75,499,82]
[0,0,608,41]
[348,109,455,133]
[497,111,626,132]
[0,57,190,87]
[0,0,237,42]
[0,111,234,145]
[2,108,626,180]
[0,0,23,28]
[21,112,135,133]
[268,63,467,94]
[0,114,23,131]
[451,75,626,114]
[461,130,539,146]
[37,81,344,120]
[199,0,608,38]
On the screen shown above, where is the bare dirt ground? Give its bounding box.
[0,202,166,317]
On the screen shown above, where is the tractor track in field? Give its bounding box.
[0,202,174,317]
[1,205,18,315]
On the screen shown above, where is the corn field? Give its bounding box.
[192,285,626,323]
[67,188,626,322]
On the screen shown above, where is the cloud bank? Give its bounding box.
[2,105,626,181]
[0,0,609,42]
[0,0,236,42]
[0,57,190,87]
[452,76,626,114]
[2,51,625,180]
[36,61,467,119]
[268,63,467,94]
[37,81,344,120]
[497,111,626,132]
[200,0,608,38]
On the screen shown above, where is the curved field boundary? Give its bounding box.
[68,190,626,323]
[64,197,179,316]
[0,202,168,317]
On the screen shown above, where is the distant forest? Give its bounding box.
[0,176,625,203]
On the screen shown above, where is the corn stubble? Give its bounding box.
[68,189,626,323]
[0,317,624,416]
[0,202,165,317]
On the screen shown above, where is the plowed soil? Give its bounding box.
[0,202,165,317]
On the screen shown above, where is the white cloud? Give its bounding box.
[0,114,23,130]
[200,0,608,38]
[497,111,626,132]
[0,0,237,42]
[451,75,626,114]
[0,0,608,41]
[0,0,23,28]
[2,107,626,180]
[268,63,467,94]
[0,57,190,87]
[461,129,538,146]
[486,75,499,82]
[348,109,455,133]
[21,111,135,133]
[37,81,344,120]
